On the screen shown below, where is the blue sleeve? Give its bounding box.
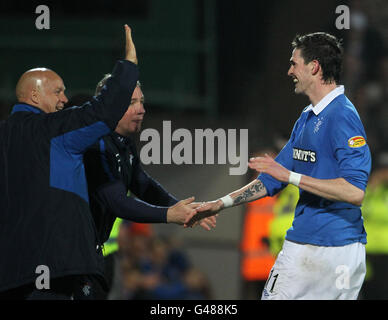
[96,180,168,223]
[331,107,371,191]
[258,117,301,196]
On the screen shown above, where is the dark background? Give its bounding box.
[1,0,386,156]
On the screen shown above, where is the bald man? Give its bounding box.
[15,68,68,113]
[0,25,140,300]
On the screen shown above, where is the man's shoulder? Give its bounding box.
[5,109,48,136]
[330,95,360,119]
[330,93,354,108]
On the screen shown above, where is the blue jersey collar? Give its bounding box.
[11,103,44,114]
[304,85,345,116]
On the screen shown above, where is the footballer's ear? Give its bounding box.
[311,60,320,75]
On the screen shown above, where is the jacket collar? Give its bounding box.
[111,132,133,151]
[11,103,44,115]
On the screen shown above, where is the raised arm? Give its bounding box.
[124,25,137,65]
[50,25,139,154]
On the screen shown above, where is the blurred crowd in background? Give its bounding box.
[0,0,388,300]
[106,221,212,300]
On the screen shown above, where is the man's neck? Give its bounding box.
[18,99,46,113]
[308,82,338,106]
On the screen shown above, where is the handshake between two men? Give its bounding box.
[176,155,280,230]
[124,25,276,232]
[166,197,218,231]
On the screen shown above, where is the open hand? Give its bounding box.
[124,24,138,65]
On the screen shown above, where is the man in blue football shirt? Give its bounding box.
[187,32,371,299]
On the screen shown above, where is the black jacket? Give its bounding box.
[84,133,178,246]
[0,60,138,292]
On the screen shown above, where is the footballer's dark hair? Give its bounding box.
[292,32,344,84]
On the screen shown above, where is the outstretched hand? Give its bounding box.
[184,200,223,228]
[167,197,197,225]
[124,24,138,65]
[167,198,218,231]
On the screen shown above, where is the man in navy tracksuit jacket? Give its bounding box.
[0,25,139,299]
[72,79,214,299]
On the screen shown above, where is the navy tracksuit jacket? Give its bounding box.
[0,60,138,292]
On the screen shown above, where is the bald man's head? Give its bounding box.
[15,68,68,113]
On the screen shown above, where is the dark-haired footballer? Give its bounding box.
[189,32,371,300]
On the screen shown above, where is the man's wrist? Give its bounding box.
[219,195,233,208]
[288,171,302,187]
[166,207,172,224]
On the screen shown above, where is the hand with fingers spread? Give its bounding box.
[124,24,138,65]
[248,153,290,183]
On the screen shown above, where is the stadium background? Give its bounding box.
[1,0,387,299]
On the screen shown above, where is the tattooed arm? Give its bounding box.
[185,179,267,227]
[232,179,267,206]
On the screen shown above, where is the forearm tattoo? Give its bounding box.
[233,180,265,205]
